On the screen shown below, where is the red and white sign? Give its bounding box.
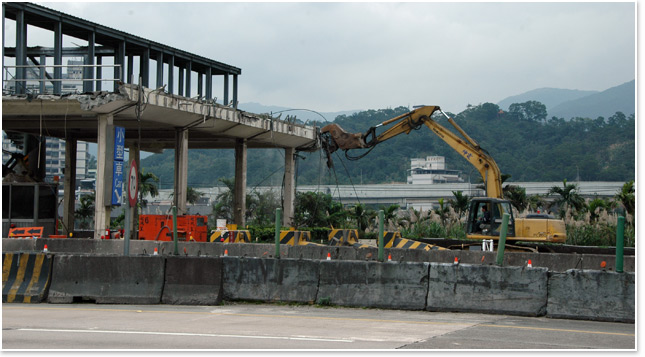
[128,160,138,207]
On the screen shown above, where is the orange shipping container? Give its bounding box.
[138,214,208,242]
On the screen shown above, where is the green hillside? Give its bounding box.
[140,102,635,188]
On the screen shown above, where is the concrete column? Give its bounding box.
[206,67,212,100]
[185,60,192,97]
[115,40,126,83]
[174,129,188,215]
[140,47,150,87]
[156,51,163,89]
[197,72,203,97]
[39,54,46,94]
[223,75,229,106]
[168,55,174,95]
[128,144,140,238]
[94,114,113,239]
[283,147,296,227]
[127,55,134,83]
[178,65,184,96]
[2,5,4,86]
[15,9,26,94]
[53,21,62,94]
[63,137,77,236]
[95,56,102,91]
[84,31,95,93]
[233,75,238,108]
[234,139,247,227]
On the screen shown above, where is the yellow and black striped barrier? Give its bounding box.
[210,230,251,243]
[328,229,360,246]
[224,230,251,243]
[382,231,402,248]
[391,237,447,251]
[279,230,323,246]
[2,252,52,303]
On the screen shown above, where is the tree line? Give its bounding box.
[139,101,635,188]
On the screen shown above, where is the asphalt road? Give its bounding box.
[2,303,635,350]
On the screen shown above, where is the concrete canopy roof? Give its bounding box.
[2,84,320,152]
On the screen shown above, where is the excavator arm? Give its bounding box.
[321,105,504,199]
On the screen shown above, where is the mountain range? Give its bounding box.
[238,80,635,124]
[497,80,635,120]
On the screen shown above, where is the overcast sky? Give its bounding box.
[13,2,638,113]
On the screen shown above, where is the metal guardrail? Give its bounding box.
[2,64,122,95]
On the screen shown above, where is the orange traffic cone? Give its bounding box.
[527,259,532,268]
[388,254,392,262]
[153,247,158,255]
[43,244,48,253]
[224,249,229,257]
[326,252,331,260]
[453,257,459,265]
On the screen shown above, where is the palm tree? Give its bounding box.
[351,203,374,232]
[504,185,527,213]
[247,190,280,226]
[548,179,586,218]
[139,170,160,207]
[614,180,634,216]
[186,187,205,204]
[526,194,547,213]
[378,204,400,230]
[433,198,450,230]
[210,178,259,224]
[211,178,235,223]
[448,191,470,221]
[587,197,611,223]
[75,192,95,229]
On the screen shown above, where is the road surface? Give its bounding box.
[2,303,635,350]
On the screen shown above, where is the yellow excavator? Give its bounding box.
[320,105,566,243]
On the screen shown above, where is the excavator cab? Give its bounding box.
[466,198,516,239]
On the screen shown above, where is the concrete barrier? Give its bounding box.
[2,238,635,273]
[426,263,548,316]
[162,256,223,305]
[48,254,165,304]
[0,250,634,322]
[317,260,429,310]
[547,269,635,323]
[2,238,37,252]
[2,252,52,303]
[36,238,104,254]
[222,257,319,303]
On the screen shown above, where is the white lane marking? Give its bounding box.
[16,328,354,343]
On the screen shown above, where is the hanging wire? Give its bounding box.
[334,150,362,206]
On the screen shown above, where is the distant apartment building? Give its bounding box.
[4,58,84,94]
[2,133,91,183]
[407,156,463,185]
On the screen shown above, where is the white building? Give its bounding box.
[407,156,464,185]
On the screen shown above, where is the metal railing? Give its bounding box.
[2,64,122,95]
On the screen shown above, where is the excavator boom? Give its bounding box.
[321,106,504,199]
[319,105,566,244]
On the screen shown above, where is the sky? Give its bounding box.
[5,1,637,114]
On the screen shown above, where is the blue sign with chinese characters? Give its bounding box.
[111,126,125,205]
[114,126,125,161]
[111,160,124,205]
